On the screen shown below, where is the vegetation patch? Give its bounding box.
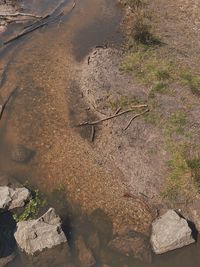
[120,0,200,205]
[13,190,46,222]
[107,95,139,110]
[161,148,197,204]
[120,47,173,97]
[119,0,161,46]
[180,71,200,97]
[187,158,200,190]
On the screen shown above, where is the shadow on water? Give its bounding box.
[0,212,16,258]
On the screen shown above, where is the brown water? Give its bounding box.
[0,0,200,266]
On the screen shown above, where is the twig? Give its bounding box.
[0,88,17,120]
[0,13,42,18]
[3,1,76,45]
[115,107,121,115]
[124,109,149,130]
[87,56,90,65]
[90,126,95,142]
[76,104,148,126]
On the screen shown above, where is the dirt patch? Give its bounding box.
[78,48,169,202]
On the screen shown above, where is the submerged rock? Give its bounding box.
[0,252,15,267]
[11,144,34,163]
[150,210,195,254]
[75,236,96,267]
[0,186,30,210]
[14,208,67,255]
[108,231,151,263]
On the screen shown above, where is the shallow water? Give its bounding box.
[0,0,200,266]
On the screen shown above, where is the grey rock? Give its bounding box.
[14,208,67,255]
[11,144,34,163]
[75,236,95,267]
[150,210,195,254]
[0,186,30,210]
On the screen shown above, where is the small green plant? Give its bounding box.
[56,183,65,192]
[13,190,45,222]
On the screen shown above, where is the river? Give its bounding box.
[0,0,200,266]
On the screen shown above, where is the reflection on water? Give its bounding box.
[0,0,200,267]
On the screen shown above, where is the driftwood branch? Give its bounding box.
[124,109,149,130]
[76,104,148,126]
[0,13,42,18]
[3,12,62,45]
[3,1,76,45]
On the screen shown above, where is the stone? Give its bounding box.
[108,231,151,263]
[150,210,195,254]
[11,144,34,163]
[75,236,96,267]
[0,186,30,210]
[14,208,67,255]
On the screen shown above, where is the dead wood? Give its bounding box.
[0,88,17,120]
[124,109,149,130]
[76,104,148,126]
[115,107,121,115]
[3,1,76,45]
[0,13,42,18]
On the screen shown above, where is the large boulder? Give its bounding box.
[150,210,195,254]
[0,186,30,210]
[14,208,67,255]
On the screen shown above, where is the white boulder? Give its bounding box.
[14,208,67,255]
[150,210,195,254]
[0,186,30,210]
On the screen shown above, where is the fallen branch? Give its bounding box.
[0,88,17,120]
[0,12,42,18]
[3,1,76,45]
[3,12,63,45]
[24,0,67,29]
[76,104,148,126]
[124,109,149,130]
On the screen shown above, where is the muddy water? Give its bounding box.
[0,0,200,266]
